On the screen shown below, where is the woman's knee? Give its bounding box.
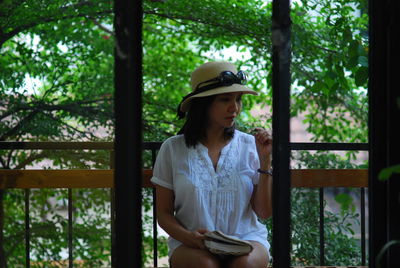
[170,246,220,268]
[227,242,269,268]
[228,255,266,268]
[195,255,220,268]
[172,255,219,268]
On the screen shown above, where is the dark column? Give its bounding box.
[113,0,143,267]
[271,0,292,267]
[368,0,400,267]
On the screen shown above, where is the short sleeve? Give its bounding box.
[151,139,174,189]
[249,137,261,185]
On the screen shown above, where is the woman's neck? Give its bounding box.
[203,126,227,148]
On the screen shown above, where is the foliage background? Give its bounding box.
[0,0,368,266]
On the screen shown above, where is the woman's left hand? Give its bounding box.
[253,127,272,164]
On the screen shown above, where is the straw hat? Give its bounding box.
[178,61,258,114]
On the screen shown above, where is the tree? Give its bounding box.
[0,0,368,266]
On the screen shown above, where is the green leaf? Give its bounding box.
[358,56,368,67]
[335,193,353,213]
[355,66,368,87]
[378,164,400,181]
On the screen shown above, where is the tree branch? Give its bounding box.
[42,112,95,139]
[13,151,50,170]
[1,5,112,47]
[144,10,253,39]
[0,157,7,169]
[89,17,114,36]
[5,148,14,169]
[0,97,113,121]
[4,223,58,259]
[0,110,39,141]
[0,0,27,18]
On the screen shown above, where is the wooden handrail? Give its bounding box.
[146,267,366,268]
[0,141,114,150]
[0,169,368,189]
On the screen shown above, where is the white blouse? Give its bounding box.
[151,130,270,257]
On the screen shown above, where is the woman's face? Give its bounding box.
[208,92,242,129]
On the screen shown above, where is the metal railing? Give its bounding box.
[0,141,368,267]
[291,142,369,266]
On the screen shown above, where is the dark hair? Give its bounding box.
[177,95,235,147]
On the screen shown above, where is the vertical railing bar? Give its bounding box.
[68,189,73,268]
[109,150,115,267]
[361,187,366,265]
[152,188,158,267]
[271,0,292,266]
[319,187,325,266]
[114,0,143,266]
[25,189,30,268]
[110,188,115,267]
[151,149,158,267]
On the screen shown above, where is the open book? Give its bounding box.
[204,231,253,256]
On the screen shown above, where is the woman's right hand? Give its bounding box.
[183,229,209,249]
[155,185,210,250]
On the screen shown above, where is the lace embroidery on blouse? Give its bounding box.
[188,136,240,225]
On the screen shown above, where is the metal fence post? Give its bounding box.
[113,0,143,266]
[271,0,292,267]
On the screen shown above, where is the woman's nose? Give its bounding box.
[228,100,239,112]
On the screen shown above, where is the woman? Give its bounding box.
[151,61,272,267]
